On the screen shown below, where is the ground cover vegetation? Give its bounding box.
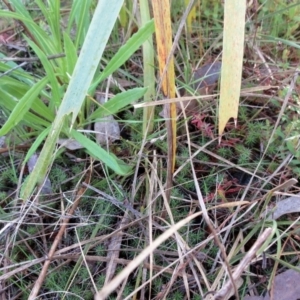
[0,0,300,299]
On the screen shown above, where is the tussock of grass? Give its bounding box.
[0,1,300,299]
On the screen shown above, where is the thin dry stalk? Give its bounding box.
[116,278,129,300]
[28,165,92,299]
[186,116,239,298]
[147,157,192,299]
[74,229,97,292]
[145,150,158,299]
[105,211,130,284]
[119,202,249,300]
[94,211,204,299]
[55,254,193,277]
[250,69,299,200]
[2,0,39,46]
[208,230,244,296]
[133,85,273,109]
[213,227,273,300]
[94,200,248,299]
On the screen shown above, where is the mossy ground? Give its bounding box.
[1,1,300,299]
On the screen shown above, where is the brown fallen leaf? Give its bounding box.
[244,269,300,300]
[95,95,120,146]
[193,61,222,90]
[57,138,83,150]
[160,61,221,118]
[94,115,120,145]
[265,192,300,220]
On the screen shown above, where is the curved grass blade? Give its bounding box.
[25,38,61,108]
[23,127,51,165]
[88,87,147,121]
[0,77,48,136]
[71,130,131,175]
[139,0,155,134]
[89,19,155,92]
[63,32,78,76]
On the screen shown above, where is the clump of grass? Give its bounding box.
[2,1,300,299]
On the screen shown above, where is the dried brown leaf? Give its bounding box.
[266,193,300,220]
[244,269,300,300]
[94,115,120,146]
[95,95,120,146]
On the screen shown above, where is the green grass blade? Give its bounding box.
[0,86,51,132]
[0,77,48,136]
[0,78,29,109]
[90,19,155,92]
[63,32,78,76]
[71,130,131,175]
[140,0,155,134]
[35,0,62,52]
[88,87,147,121]
[23,127,51,165]
[68,0,93,49]
[4,2,57,55]
[25,38,61,108]
[0,55,34,85]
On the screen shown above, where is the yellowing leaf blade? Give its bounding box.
[219,0,246,136]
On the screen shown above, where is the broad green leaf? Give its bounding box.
[71,130,131,175]
[57,1,125,125]
[0,88,51,131]
[0,90,18,111]
[22,113,51,131]
[0,80,27,111]
[0,76,53,126]
[30,97,55,123]
[21,0,125,201]
[88,87,147,121]
[0,77,48,136]
[90,19,155,92]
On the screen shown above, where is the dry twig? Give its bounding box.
[213,227,273,300]
[28,163,93,299]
